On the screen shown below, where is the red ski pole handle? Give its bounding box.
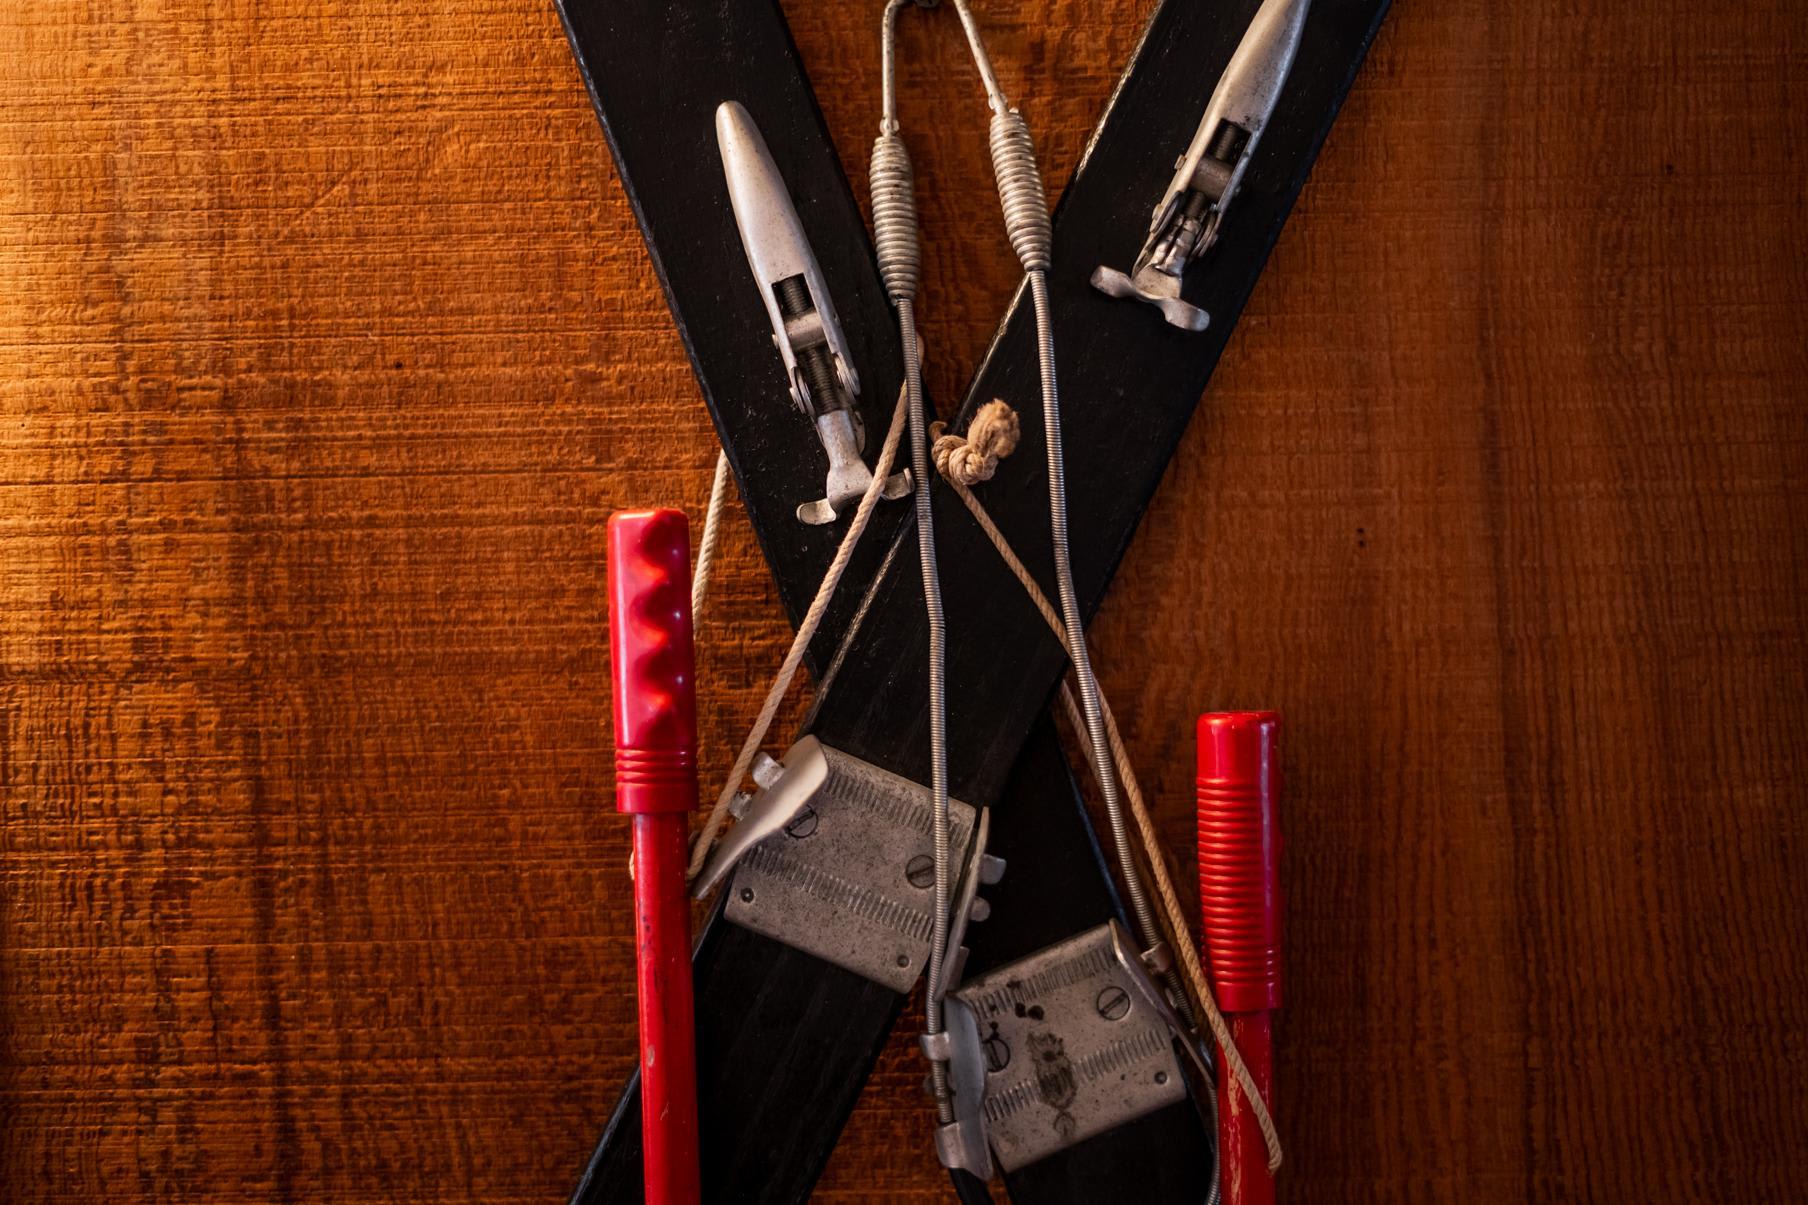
[609,507,699,818]
[607,508,700,1205]
[1198,711,1282,1205]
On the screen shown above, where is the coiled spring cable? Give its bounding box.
[945,0,1191,1021]
[875,0,956,1127]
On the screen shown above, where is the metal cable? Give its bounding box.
[951,0,1190,1019]
[877,0,954,1127]
[880,0,908,134]
[900,300,953,1124]
[948,0,1007,112]
[1025,269,1173,989]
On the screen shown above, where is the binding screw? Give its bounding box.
[983,1032,1010,1072]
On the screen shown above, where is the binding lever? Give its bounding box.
[1091,0,1312,331]
[717,101,911,525]
[692,736,1003,993]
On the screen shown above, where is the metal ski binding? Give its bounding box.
[717,101,911,525]
[1091,0,1311,331]
[693,736,1003,993]
[932,921,1212,1176]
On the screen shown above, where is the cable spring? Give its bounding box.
[870,133,921,302]
[987,108,1051,273]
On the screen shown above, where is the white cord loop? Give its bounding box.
[691,451,732,619]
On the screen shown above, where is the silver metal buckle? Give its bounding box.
[949,921,1192,1172]
[693,736,1001,993]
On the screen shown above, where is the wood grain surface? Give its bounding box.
[3,0,1805,1201]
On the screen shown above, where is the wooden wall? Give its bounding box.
[3,0,1804,1199]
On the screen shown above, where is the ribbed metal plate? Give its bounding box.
[725,742,976,992]
[954,924,1185,1171]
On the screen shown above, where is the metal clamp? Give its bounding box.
[931,807,1006,1002]
[925,997,995,1180]
[694,736,1001,993]
[1091,0,1312,330]
[717,101,911,524]
[947,921,1198,1173]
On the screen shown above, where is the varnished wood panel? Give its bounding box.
[2,1,1804,1202]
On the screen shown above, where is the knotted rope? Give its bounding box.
[930,398,1019,485]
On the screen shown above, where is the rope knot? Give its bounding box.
[931,399,1020,486]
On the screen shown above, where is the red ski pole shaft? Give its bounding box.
[607,508,701,1205]
[1197,711,1282,1205]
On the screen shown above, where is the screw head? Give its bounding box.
[1154,1070,1169,1085]
[740,888,755,903]
[1095,986,1131,1021]
[896,952,910,968]
[982,1032,1010,1072]
[905,854,935,888]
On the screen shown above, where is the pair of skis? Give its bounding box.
[553,0,1389,1199]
